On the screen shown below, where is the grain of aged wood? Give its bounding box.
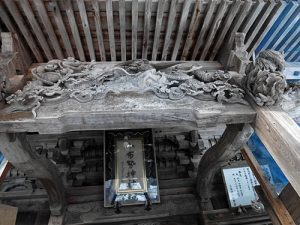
[50,0,75,58]
[250,99,300,199]
[77,0,95,61]
[3,0,43,62]
[200,0,230,60]
[152,0,166,61]
[132,0,138,60]
[106,0,116,61]
[192,0,218,60]
[19,0,53,60]
[181,0,201,60]
[92,0,106,61]
[241,146,296,225]
[64,0,86,61]
[119,0,126,61]
[197,123,253,210]
[0,133,66,216]
[142,0,152,59]
[171,0,192,61]
[161,0,178,60]
[32,0,64,59]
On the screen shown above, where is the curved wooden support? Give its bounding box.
[0,133,66,215]
[196,123,253,210]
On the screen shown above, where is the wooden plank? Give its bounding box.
[132,0,138,59]
[245,0,278,56]
[249,98,300,198]
[19,0,53,60]
[209,0,243,60]
[64,0,86,61]
[3,0,43,62]
[181,0,201,60]
[247,1,284,58]
[161,0,178,60]
[226,0,253,50]
[191,0,218,60]
[241,146,296,225]
[77,0,95,61]
[261,1,298,51]
[50,0,75,58]
[0,3,32,66]
[279,183,300,224]
[286,33,300,61]
[119,0,126,61]
[0,204,18,225]
[277,23,300,53]
[152,0,166,61]
[239,0,265,35]
[106,0,116,61]
[171,0,192,61]
[200,0,230,60]
[92,0,106,61]
[142,0,152,59]
[32,0,64,59]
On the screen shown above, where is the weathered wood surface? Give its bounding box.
[249,98,300,198]
[279,183,300,225]
[242,146,296,225]
[0,204,18,225]
[0,0,282,62]
[197,123,253,210]
[0,133,66,216]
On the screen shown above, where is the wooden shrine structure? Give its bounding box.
[0,0,299,225]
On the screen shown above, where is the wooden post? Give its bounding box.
[0,133,66,216]
[196,123,253,210]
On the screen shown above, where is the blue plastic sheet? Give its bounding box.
[247,133,289,194]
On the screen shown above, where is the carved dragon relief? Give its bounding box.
[244,50,287,106]
[2,58,248,117]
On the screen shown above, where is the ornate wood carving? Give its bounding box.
[0,133,66,215]
[245,50,287,106]
[196,123,253,210]
[2,58,248,117]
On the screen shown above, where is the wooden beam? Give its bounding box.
[106,0,116,61]
[181,0,201,60]
[119,0,126,61]
[32,0,64,59]
[142,0,152,59]
[161,0,177,60]
[19,0,53,60]
[0,133,66,216]
[279,183,300,224]
[132,0,138,60]
[152,0,166,61]
[191,0,218,60]
[77,0,95,61]
[51,0,75,58]
[200,0,230,60]
[171,0,192,61]
[250,99,300,198]
[197,123,253,210]
[241,146,296,225]
[209,0,243,60]
[3,0,43,62]
[64,0,86,61]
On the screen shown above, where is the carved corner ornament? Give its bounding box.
[2,57,249,117]
[244,50,287,106]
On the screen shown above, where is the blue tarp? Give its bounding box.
[247,133,289,194]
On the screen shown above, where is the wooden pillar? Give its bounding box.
[196,123,253,210]
[0,133,66,216]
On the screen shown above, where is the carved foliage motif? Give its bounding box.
[4,58,247,117]
[245,50,287,106]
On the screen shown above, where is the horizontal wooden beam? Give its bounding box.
[249,98,300,198]
[241,146,296,225]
